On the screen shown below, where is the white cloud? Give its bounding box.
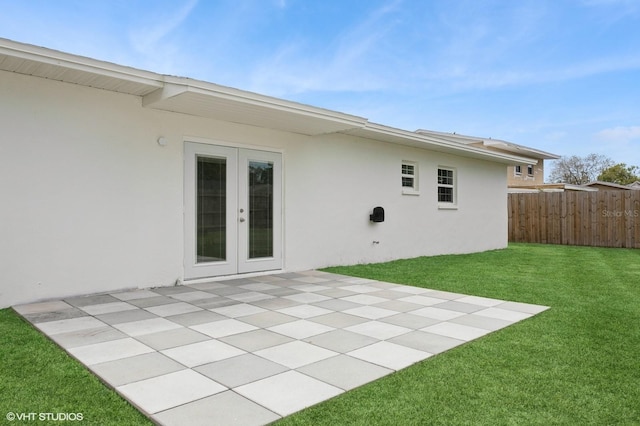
[596,126,640,142]
[247,0,403,96]
[129,0,198,54]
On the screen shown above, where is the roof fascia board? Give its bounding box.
[416,128,560,160]
[356,123,538,165]
[0,37,163,89]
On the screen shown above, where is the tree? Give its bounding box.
[597,163,640,185]
[548,154,614,185]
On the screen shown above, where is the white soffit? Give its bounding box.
[0,38,162,96]
[142,79,367,136]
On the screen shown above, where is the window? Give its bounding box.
[514,165,522,175]
[402,161,419,194]
[437,167,456,205]
[527,165,534,176]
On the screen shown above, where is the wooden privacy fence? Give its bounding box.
[508,191,640,248]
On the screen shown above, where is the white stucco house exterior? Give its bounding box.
[0,38,538,308]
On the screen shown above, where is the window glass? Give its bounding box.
[437,167,455,204]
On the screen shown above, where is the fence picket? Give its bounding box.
[508,191,640,248]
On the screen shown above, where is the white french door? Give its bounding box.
[184,142,282,279]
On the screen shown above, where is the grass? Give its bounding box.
[277,243,640,425]
[1,244,638,425]
[0,309,152,426]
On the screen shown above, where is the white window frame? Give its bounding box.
[514,165,522,175]
[437,166,457,209]
[527,164,534,176]
[402,161,419,195]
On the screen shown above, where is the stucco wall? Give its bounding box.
[0,70,508,307]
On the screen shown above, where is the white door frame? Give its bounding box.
[184,142,282,280]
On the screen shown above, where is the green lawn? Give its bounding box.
[1,244,638,425]
[0,309,152,426]
[278,244,640,425]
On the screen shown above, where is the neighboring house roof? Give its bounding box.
[0,37,537,166]
[626,181,640,189]
[415,129,560,161]
[582,181,638,190]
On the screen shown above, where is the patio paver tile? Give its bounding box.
[297,354,393,390]
[254,340,338,369]
[303,329,379,353]
[342,305,398,320]
[276,304,333,319]
[237,311,298,328]
[267,319,334,340]
[235,370,342,417]
[307,311,369,328]
[210,303,267,318]
[117,369,226,414]
[126,296,178,308]
[50,325,128,349]
[409,306,467,321]
[79,301,138,316]
[421,321,491,341]
[35,316,107,335]
[475,307,533,322]
[145,302,203,317]
[379,312,441,329]
[219,329,294,352]
[135,327,211,351]
[67,337,154,365]
[345,320,412,340]
[283,292,331,304]
[347,341,432,370]
[165,310,226,327]
[95,308,158,325]
[397,295,448,306]
[194,353,288,388]
[388,330,465,354]
[433,300,486,314]
[113,317,182,337]
[111,289,161,301]
[90,352,185,387]
[65,294,121,307]
[13,300,73,315]
[190,318,258,338]
[340,294,389,306]
[152,391,280,426]
[161,339,245,367]
[168,291,219,302]
[448,313,513,331]
[21,308,88,324]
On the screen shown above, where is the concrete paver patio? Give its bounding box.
[14,271,548,425]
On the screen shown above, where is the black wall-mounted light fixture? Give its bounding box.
[370,206,385,222]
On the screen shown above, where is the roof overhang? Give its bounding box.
[0,37,540,165]
[345,123,537,165]
[0,37,162,96]
[415,129,560,160]
[141,78,367,135]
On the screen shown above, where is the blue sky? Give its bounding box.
[2,0,639,177]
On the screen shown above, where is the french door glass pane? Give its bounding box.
[197,156,226,263]
[248,160,273,259]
